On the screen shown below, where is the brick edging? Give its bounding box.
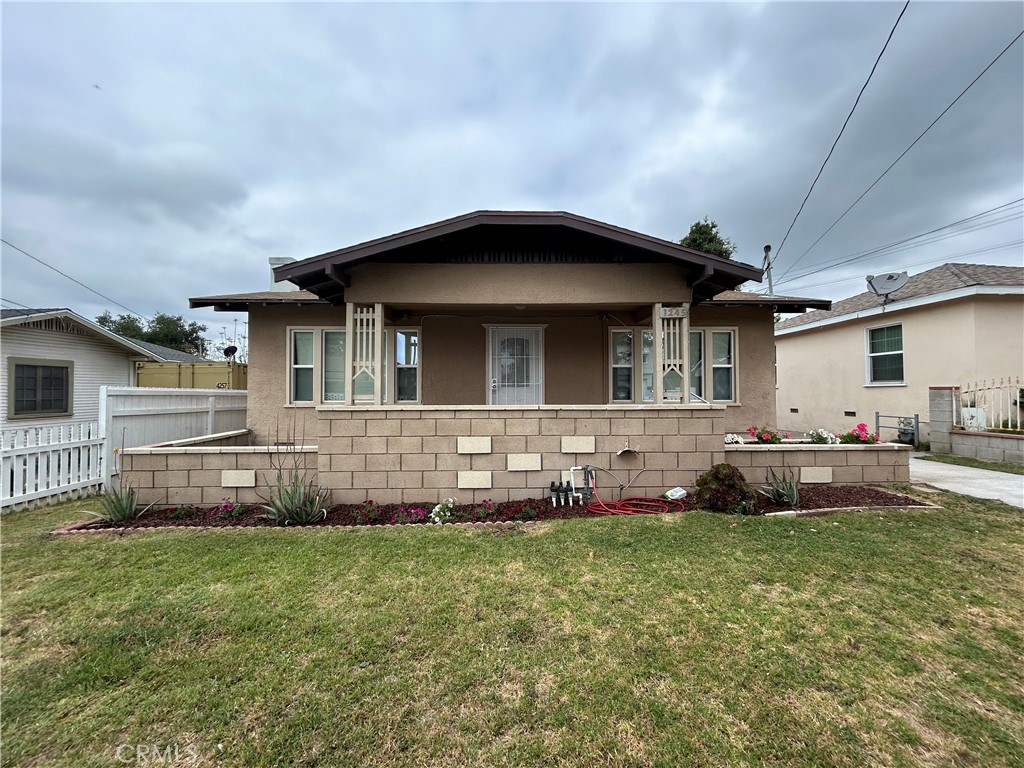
[51,519,532,536]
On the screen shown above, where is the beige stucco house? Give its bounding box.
[189,211,829,503]
[775,263,1024,442]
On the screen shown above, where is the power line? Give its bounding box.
[773,0,911,262]
[775,199,1023,286]
[764,240,1022,294]
[777,28,1024,281]
[0,296,35,309]
[0,238,149,320]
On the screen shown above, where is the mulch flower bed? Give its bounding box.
[68,486,930,531]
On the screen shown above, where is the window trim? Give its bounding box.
[608,327,655,404]
[390,328,421,404]
[864,322,905,386]
[7,357,74,420]
[688,327,739,404]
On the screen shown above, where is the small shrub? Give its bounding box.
[209,498,243,519]
[807,428,840,444]
[170,505,196,520]
[746,426,791,444]
[693,463,759,515]
[261,471,328,526]
[86,483,153,524]
[505,500,538,521]
[429,497,457,524]
[390,505,428,525]
[838,423,879,444]
[472,499,494,521]
[757,467,800,507]
[356,499,382,525]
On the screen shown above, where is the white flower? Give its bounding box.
[724,433,745,444]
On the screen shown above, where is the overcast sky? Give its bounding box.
[3,1,1022,351]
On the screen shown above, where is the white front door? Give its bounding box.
[489,327,543,405]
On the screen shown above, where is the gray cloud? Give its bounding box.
[1,0,1021,339]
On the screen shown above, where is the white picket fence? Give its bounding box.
[1,423,105,509]
[1,387,248,511]
[954,376,1024,431]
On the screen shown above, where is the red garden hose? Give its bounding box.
[587,495,686,515]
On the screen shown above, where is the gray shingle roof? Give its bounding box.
[775,263,1024,331]
[123,338,209,362]
[0,307,67,320]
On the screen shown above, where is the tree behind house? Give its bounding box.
[96,311,209,357]
[680,217,737,260]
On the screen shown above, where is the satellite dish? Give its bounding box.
[866,272,909,305]
[223,345,238,359]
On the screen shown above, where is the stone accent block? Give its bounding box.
[507,453,542,472]
[458,471,492,489]
[561,436,596,454]
[458,436,492,454]
[799,466,832,484]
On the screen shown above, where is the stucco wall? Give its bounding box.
[775,296,1023,441]
[691,304,777,435]
[344,263,694,306]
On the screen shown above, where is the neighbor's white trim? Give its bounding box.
[775,284,1024,336]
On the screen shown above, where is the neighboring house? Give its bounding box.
[0,308,172,431]
[188,210,829,500]
[775,263,1024,441]
[122,338,208,363]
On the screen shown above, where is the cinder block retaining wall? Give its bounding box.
[316,406,727,504]
[949,431,1024,464]
[726,443,912,485]
[122,446,317,506]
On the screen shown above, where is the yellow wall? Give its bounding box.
[136,361,248,390]
[775,295,1024,440]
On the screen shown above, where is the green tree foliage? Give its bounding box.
[679,217,737,260]
[96,311,209,357]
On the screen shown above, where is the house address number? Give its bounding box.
[659,306,688,319]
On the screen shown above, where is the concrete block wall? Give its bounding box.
[316,407,727,504]
[122,446,318,506]
[727,443,912,485]
[949,431,1024,464]
[928,387,956,454]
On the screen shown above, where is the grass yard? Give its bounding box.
[2,492,1023,767]
[916,452,1024,476]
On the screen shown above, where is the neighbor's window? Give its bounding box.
[867,324,904,383]
[8,358,73,418]
[291,330,314,402]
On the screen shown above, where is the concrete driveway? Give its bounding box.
[910,454,1024,508]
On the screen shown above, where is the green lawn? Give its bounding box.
[2,493,1023,767]
[917,452,1024,476]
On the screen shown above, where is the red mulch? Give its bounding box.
[84,486,928,530]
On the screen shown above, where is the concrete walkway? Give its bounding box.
[910,454,1024,508]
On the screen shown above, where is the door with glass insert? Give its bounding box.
[489,327,542,405]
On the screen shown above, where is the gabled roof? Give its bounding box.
[707,291,831,313]
[1,308,175,361]
[269,210,764,305]
[775,263,1024,333]
[124,338,209,362]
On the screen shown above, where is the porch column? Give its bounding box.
[372,302,383,405]
[653,303,664,403]
[344,303,355,405]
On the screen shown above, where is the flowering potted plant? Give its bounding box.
[837,423,879,444]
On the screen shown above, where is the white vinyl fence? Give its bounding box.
[1,423,105,509]
[1,387,247,511]
[954,377,1024,431]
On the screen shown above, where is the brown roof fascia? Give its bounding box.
[274,210,763,284]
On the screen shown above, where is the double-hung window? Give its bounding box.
[609,329,654,403]
[289,327,421,404]
[8,358,73,418]
[866,324,903,384]
[687,329,736,403]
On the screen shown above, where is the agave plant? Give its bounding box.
[87,483,154,524]
[757,466,800,507]
[261,471,329,526]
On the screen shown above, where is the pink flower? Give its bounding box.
[761,433,770,441]
[747,426,757,437]
[785,432,792,439]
